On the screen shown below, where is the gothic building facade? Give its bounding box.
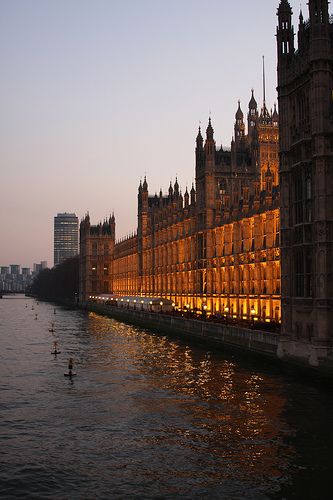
[276,0,333,363]
[80,90,281,325]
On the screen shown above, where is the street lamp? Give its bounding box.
[149,300,153,312]
[250,305,255,326]
[160,301,163,312]
[224,305,229,323]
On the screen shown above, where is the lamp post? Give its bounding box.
[250,305,255,327]
[159,301,163,313]
[149,300,153,312]
[224,305,229,323]
[202,304,207,321]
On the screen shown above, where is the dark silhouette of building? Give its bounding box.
[54,213,79,266]
[277,0,333,365]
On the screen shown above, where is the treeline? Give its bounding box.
[29,256,79,301]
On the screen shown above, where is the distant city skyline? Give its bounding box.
[1,0,329,268]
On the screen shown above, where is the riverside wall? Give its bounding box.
[85,303,279,358]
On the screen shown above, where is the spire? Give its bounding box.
[272,103,279,125]
[138,179,142,193]
[190,183,196,205]
[196,126,203,148]
[142,176,148,191]
[168,181,173,198]
[184,186,189,207]
[174,177,179,196]
[262,55,266,107]
[299,7,303,24]
[249,88,257,110]
[236,100,244,121]
[278,0,292,14]
[206,117,214,140]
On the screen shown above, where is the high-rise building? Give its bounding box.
[10,265,20,275]
[54,213,79,266]
[276,0,333,364]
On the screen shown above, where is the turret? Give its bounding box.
[204,117,216,171]
[138,176,148,242]
[277,1,295,76]
[168,181,173,199]
[184,187,189,207]
[298,9,305,48]
[272,103,279,127]
[190,183,196,205]
[248,89,258,143]
[109,212,115,239]
[174,177,179,197]
[234,101,245,147]
[308,0,331,62]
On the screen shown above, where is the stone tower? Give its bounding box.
[277,0,333,365]
[79,213,115,301]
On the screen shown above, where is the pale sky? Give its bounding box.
[0,0,324,268]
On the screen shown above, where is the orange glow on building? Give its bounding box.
[80,90,281,324]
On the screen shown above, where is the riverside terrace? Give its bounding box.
[88,294,281,334]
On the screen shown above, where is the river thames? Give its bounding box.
[1,296,332,499]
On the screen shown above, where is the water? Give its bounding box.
[1,296,332,499]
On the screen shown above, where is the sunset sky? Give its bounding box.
[0,0,322,268]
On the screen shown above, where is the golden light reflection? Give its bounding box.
[84,312,295,486]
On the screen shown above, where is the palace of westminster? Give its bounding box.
[80,1,333,365]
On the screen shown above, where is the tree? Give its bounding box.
[30,256,78,300]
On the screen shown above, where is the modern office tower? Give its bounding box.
[21,268,31,276]
[277,0,333,364]
[0,267,9,275]
[41,261,47,269]
[54,213,79,266]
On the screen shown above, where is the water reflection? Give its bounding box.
[1,298,333,499]
[85,311,294,494]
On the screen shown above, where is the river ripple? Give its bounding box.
[1,296,332,499]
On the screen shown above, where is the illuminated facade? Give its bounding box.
[277,0,333,363]
[80,91,281,324]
